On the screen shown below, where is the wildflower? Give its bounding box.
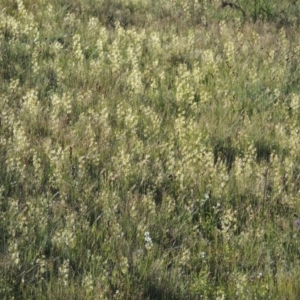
[144,231,153,250]
[295,219,300,231]
[201,193,210,205]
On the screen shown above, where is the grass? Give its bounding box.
[1,0,300,299]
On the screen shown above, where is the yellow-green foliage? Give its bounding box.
[1,0,300,299]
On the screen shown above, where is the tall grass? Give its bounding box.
[1,0,300,299]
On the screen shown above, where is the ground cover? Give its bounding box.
[1,0,300,299]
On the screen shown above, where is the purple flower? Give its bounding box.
[295,219,300,231]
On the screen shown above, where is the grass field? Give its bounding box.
[1,0,300,299]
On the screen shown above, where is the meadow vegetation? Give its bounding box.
[1,0,300,299]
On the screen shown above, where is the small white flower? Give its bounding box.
[201,193,210,205]
[144,231,153,250]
